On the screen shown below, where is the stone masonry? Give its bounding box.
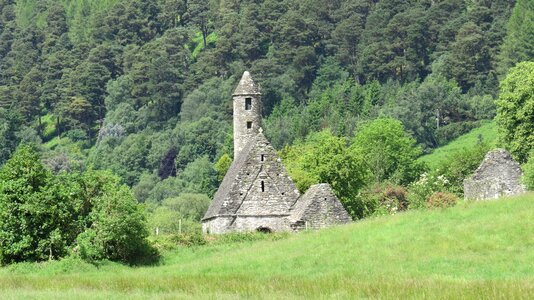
[202,72,352,234]
[464,148,526,200]
[290,184,353,231]
[233,71,262,159]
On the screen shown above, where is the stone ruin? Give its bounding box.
[464,148,526,200]
[202,71,352,234]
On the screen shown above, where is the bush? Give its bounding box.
[434,142,490,195]
[407,172,451,209]
[523,151,534,190]
[0,145,158,265]
[427,192,459,209]
[76,186,158,264]
[496,62,534,163]
[358,183,408,217]
[352,118,425,185]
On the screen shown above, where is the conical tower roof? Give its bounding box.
[233,71,261,96]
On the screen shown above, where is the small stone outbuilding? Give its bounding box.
[290,184,352,231]
[464,148,526,200]
[202,71,352,234]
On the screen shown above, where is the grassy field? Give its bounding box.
[419,121,498,168]
[1,193,533,299]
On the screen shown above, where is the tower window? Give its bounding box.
[245,98,252,110]
[261,181,265,192]
[247,121,252,129]
[261,154,265,161]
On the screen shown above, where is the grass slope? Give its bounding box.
[420,121,498,168]
[1,193,533,299]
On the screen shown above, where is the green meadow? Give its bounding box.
[1,193,533,299]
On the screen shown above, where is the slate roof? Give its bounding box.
[202,136,255,221]
[290,183,333,221]
[233,71,261,96]
[202,132,299,221]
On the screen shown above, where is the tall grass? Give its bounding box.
[1,193,533,299]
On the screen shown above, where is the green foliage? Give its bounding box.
[0,108,23,165]
[162,193,210,222]
[0,145,56,263]
[496,62,534,163]
[214,153,232,182]
[407,172,451,209]
[432,142,491,196]
[499,0,534,74]
[381,75,467,150]
[435,121,483,146]
[419,121,497,168]
[0,0,526,249]
[77,186,156,264]
[523,151,534,191]
[0,145,155,265]
[352,118,424,185]
[281,130,370,206]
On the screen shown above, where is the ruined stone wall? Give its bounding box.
[464,149,526,200]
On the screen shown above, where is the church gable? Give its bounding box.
[203,133,299,221]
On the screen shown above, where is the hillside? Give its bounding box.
[419,121,498,168]
[1,193,533,299]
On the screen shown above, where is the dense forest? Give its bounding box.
[0,0,533,263]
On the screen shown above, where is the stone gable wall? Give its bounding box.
[464,149,526,200]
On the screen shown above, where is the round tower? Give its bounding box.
[233,71,262,158]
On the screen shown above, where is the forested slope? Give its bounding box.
[0,0,533,233]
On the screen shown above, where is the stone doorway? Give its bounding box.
[256,227,272,233]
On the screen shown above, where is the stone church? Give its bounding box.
[202,71,351,234]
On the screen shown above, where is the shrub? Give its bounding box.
[0,145,78,264]
[358,183,408,217]
[427,192,459,209]
[523,151,534,190]
[407,172,451,209]
[76,186,158,264]
[496,62,534,163]
[352,118,425,185]
[434,142,490,195]
[0,145,158,265]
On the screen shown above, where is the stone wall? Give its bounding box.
[464,149,526,200]
[232,216,292,232]
[202,217,234,234]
